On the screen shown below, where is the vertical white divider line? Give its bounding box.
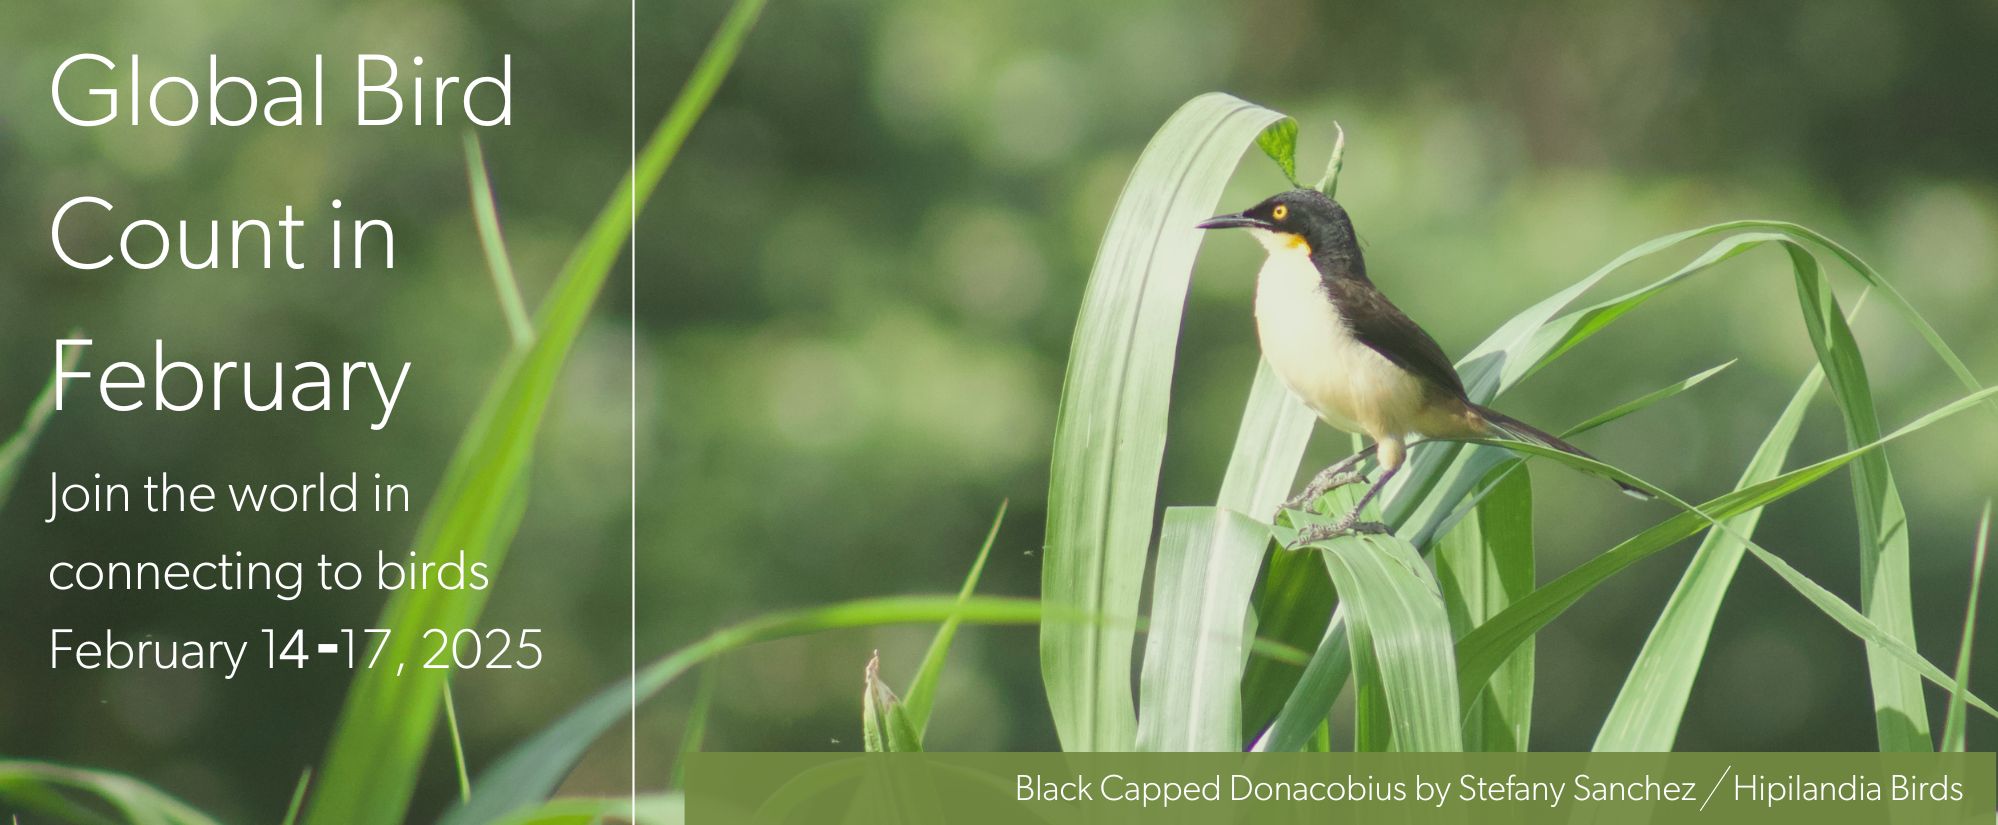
[628,0,640,817]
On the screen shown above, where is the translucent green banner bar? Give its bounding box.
[685,752,1993,824]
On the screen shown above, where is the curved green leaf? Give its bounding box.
[1041,91,1289,751]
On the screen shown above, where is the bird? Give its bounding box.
[1198,188,1647,545]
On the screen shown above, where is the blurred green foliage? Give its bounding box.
[2,0,1995,818]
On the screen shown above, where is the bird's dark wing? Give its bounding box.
[1329,279,1468,399]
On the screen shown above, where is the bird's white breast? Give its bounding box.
[1250,235,1425,438]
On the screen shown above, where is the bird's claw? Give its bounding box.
[1275,472,1366,519]
[1283,518,1390,549]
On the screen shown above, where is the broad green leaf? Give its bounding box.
[303,1,768,821]
[863,653,924,752]
[1219,361,1316,743]
[904,501,1006,739]
[439,595,1041,825]
[1437,468,1534,751]
[1453,382,1998,708]
[1790,246,1929,750]
[0,340,80,512]
[0,761,224,825]
[1255,119,1300,185]
[1041,91,1287,751]
[1280,530,1461,751]
[1942,502,1990,752]
[1594,364,1823,751]
[1136,507,1269,751]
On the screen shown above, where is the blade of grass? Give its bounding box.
[668,663,718,789]
[1436,467,1534,751]
[1789,245,1929,750]
[1278,530,1462,751]
[1041,91,1289,751]
[1451,382,1998,711]
[280,769,311,825]
[1942,502,1990,752]
[444,681,472,804]
[0,761,224,825]
[464,132,532,349]
[1594,364,1823,750]
[303,2,768,821]
[904,500,1006,739]
[1135,507,1269,750]
[0,337,81,512]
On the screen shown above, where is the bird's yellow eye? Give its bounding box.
[1271,204,1289,221]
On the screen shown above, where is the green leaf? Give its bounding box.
[1452,382,1998,709]
[1217,360,1316,743]
[1744,541,1996,719]
[0,761,225,825]
[863,652,924,752]
[1135,507,1269,751]
[303,1,768,822]
[1594,364,1823,751]
[1562,360,1736,437]
[1255,118,1300,185]
[669,663,719,789]
[904,501,1005,740]
[1041,92,1287,751]
[1313,122,1347,196]
[1942,502,1990,752]
[1437,467,1534,751]
[438,596,1040,825]
[463,132,533,349]
[1789,246,1929,751]
[0,338,81,513]
[1281,531,1461,751]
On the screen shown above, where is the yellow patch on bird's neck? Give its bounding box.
[1284,233,1311,253]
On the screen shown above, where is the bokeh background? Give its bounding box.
[3,0,1996,820]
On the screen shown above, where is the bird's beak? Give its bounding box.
[1196,211,1265,230]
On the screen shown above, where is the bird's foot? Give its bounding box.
[1274,472,1366,520]
[1284,517,1390,549]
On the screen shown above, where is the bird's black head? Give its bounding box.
[1198,188,1365,278]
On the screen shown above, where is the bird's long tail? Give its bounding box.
[1472,404,1652,500]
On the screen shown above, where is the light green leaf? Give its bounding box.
[1453,382,1998,710]
[1790,246,1929,750]
[1041,91,1287,751]
[1942,502,1990,753]
[1594,364,1823,751]
[1136,507,1269,751]
[1255,118,1300,185]
[1437,467,1534,751]
[1313,122,1347,196]
[302,1,768,821]
[1283,531,1461,751]
[0,761,224,825]
[904,501,1006,740]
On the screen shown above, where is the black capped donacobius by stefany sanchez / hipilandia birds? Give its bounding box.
[1198,189,1648,544]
